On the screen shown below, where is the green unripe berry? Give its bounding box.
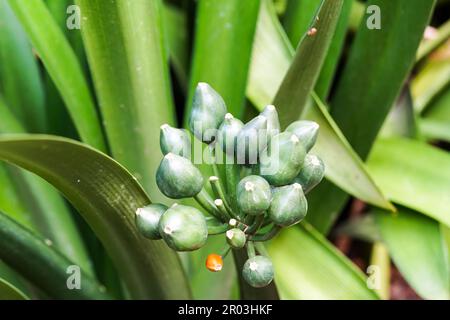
[237,175,271,216]
[189,83,227,143]
[159,204,208,251]
[226,228,246,249]
[294,154,325,194]
[260,105,280,138]
[156,153,204,199]
[160,124,191,158]
[285,120,319,152]
[235,115,268,165]
[259,132,306,186]
[269,183,307,227]
[242,255,274,288]
[135,203,168,240]
[217,113,244,157]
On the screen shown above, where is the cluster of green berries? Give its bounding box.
[135,83,325,288]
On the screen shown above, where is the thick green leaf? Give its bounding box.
[268,223,379,299]
[0,278,28,300]
[282,0,322,46]
[247,0,393,215]
[334,214,381,243]
[76,0,175,202]
[419,118,450,142]
[163,3,189,90]
[375,208,450,300]
[7,0,106,151]
[274,0,344,127]
[0,135,190,299]
[330,0,436,158]
[315,0,353,99]
[368,138,450,227]
[0,209,109,299]
[417,19,450,62]
[412,53,450,114]
[313,0,435,232]
[0,0,45,132]
[422,87,450,142]
[0,95,93,275]
[184,0,261,120]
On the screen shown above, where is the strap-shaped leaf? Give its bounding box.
[0,134,190,299]
[368,137,450,228]
[76,0,176,203]
[0,278,28,300]
[0,209,109,299]
[268,223,379,299]
[374,208,450,300]
[247,0,393,212]
[7,0,106,151]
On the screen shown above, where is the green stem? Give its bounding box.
[246,241,256,258]
[246,215,265,235]
[254,242,270,257]
[0,209,110,299]
[207,223,229,235]
[209,176,234,217]
[225,163,240,210]
[251,225,282,242]
[214,199,231,221]
[194,188,222,220]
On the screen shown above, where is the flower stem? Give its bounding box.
[194,188,222,220]
[246,215,265,235]
[225,163,240,210]
[254,242,269,257]
[250,225,282,242]
[246,241,256,258]
[209,176,235,217]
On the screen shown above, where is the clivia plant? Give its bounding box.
[136,83,324,288]
[0,0,448,301]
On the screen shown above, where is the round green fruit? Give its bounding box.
[156,153,204,199]
[285,120,319,152]
[294,154,325,194]
[269,183,307,227]
[237,175,271,216]
[160,124,191,158]
[226,228,247,249]
[159,204,208,251]
[135,203,168,240]
[259,132,306,186]
[260,105,280,138]
[242,255,274,288]
[217,113,244,157]
[189,82,227,143]
[235,115,267,165]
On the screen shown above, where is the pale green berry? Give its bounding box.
[189,82,227,143]
[159,204,208,251]
[242,256,274,288]
[269,183,307,227]
[235,115,267,165]
[285,120,319,152]
[259,132,306,186]
[294,154,325,193]
[135,204,168,240]
[160,124,191,158]
[237,175,271,216]
[217,113,244,157]
[226,228,246,249]
[260,105,280,138]
[156,153,203,199]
